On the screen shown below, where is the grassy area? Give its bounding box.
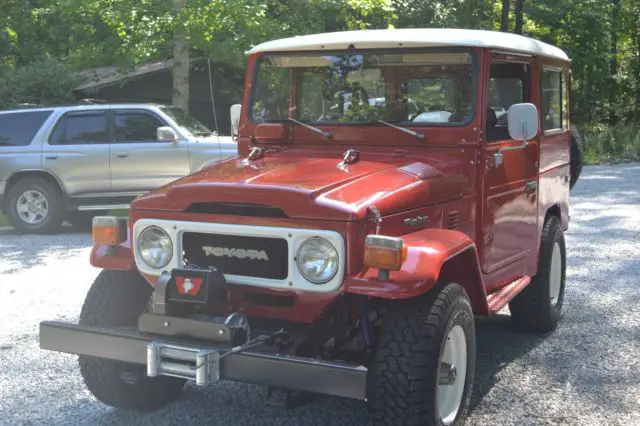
[0,208,129,229]
[581,123,640,165]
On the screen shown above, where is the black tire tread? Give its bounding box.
[78,270,185,411]
[570,126,584,190]
[509,215,565,332]
[368,283,475,426]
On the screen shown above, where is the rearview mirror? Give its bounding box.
[507,103,539,141]
[157,126,178,143]
[230,104,242,138]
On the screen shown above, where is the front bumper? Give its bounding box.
[39,320,368,400]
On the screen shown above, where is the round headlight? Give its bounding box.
[296,237,339,284]
[138,226,173,269]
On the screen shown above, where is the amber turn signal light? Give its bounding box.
[363,235,408,272]
[92,216,128,246]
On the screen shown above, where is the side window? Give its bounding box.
[486,62,529,142]
[541,68,566,132]
[0,110,53,147]
[50,112,108,145]
[114,111,166,142]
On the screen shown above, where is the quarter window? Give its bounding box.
[50,112,108,145]
[0,110,53,147]
[114,111,165,142]
[541,69,566,132]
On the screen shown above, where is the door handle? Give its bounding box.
[493,140,529,167]
[525,180,537,193]
[117,152,129,158]
[45,155,58,160]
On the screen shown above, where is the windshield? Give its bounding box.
[250,49,475,126]
[159,106,214,136]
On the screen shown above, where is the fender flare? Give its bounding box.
[344,228,489,314]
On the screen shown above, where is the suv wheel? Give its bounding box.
[368,283,476,426]
[78,270,186,411]
[509,215,566,332]
[4,177,64,234]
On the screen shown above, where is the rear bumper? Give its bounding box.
[39,320,368,400]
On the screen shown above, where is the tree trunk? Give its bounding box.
[609,0,619,126]
[514,0,524,34]
[172,0,189,112]
[500,0,510,32]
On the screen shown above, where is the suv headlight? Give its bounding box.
[138,226,173,269]
[296,237,339,284]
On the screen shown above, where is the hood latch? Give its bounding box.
[337,149,360,169]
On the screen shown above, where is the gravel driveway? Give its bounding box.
[1,164,639,426]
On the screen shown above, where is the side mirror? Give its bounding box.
[157,126,178,143]
[507,103,539,141]
[230,104,242,138]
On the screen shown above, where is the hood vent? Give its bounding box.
[185,202,287,218]
[398,162,442,180]
[446,211,460,230]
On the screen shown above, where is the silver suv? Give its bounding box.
[0,103,237,234]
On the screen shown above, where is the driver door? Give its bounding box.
[481,58,539,275]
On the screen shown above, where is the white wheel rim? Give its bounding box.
[16,189,49,225]
[549,242,562,306]
[437,324,468,425]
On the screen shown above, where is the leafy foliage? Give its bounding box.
[1,0,640,157]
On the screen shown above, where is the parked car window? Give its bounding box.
[115,111,166,142]
[541,68,566,132]
[50,112,108,145]
[0,110,53,147]
[158,106,214,136]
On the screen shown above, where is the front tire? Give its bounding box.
[368,283,476,426]
[509,215,566,332]
[78,270,186,411]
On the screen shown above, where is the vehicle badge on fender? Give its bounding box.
[202,246,270,261]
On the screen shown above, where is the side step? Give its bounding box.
[487,276,531,314]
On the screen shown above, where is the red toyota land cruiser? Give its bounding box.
[40,28,582,425]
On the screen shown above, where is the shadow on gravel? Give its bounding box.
[0,226,92,275]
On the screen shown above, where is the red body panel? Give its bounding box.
[91,47,572,323]
[345,228,488,312]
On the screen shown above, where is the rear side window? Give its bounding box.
[114,111,165,142]
[50,111,108,145]
[541,68,567,132]
[0,110,53,147]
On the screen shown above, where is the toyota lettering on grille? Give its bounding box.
[202,246,270,261]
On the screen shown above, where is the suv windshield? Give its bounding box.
[250,49,475,126]
[159,106,214,136]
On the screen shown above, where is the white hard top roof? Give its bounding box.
[247,28,570,61]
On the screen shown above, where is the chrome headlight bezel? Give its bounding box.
[295,236,340,284]
[137,225,173,269]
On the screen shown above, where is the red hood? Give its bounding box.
[131,147,472,221]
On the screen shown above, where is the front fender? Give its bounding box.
[344,228,488,313]
[90,240,135,271]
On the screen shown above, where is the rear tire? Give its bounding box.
[78,270,186,411]
[4,177,64,234]
[509,215,566,332]
[368,283,476,426]
[570,126,584,190]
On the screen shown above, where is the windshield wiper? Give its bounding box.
[287,118,332,139]
[377,120,425,140]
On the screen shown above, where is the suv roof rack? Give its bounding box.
[76,98,109,105]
